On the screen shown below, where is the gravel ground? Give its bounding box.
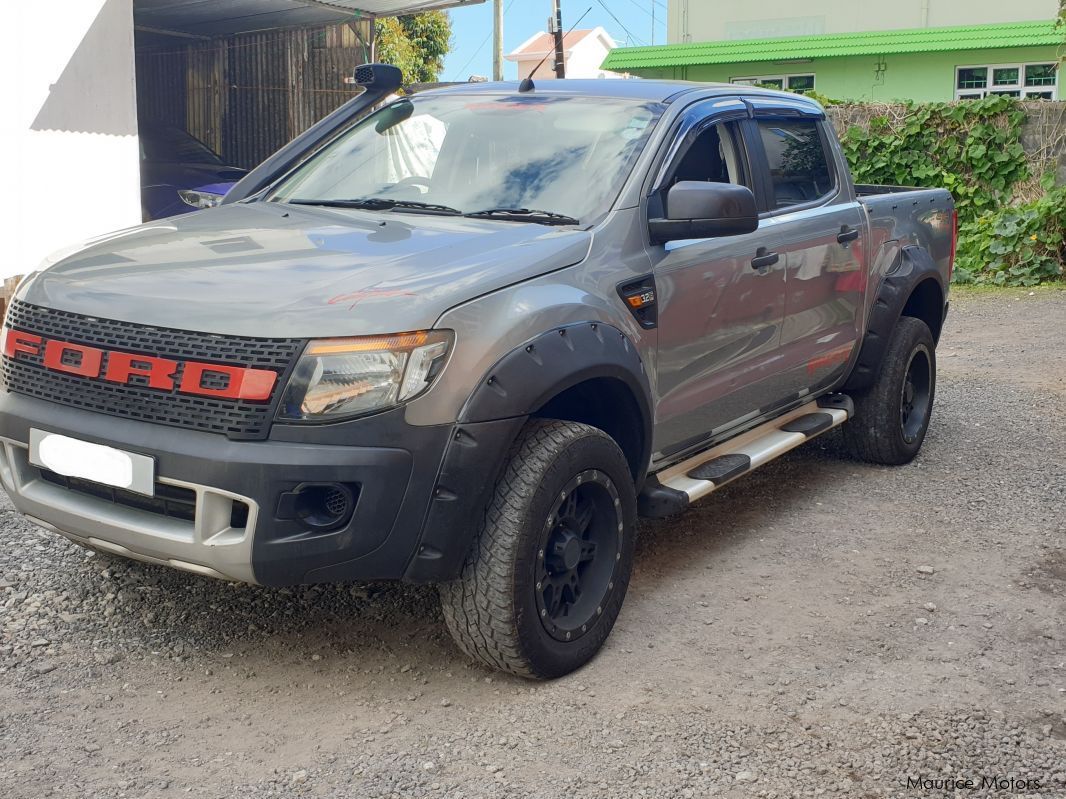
[1,288,1064,798]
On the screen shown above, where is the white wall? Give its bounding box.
[0,0,140,280]
[668,0,1060,42]
[566,39,620,79]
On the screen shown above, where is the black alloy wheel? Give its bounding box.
[900,347,933,444]
[535,470,623,643]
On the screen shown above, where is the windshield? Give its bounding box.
[268,93,664,224]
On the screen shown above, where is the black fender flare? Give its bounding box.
[402,322,653,584]
[843,245,946,393]
[459,321,654,471]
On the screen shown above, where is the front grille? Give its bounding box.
[39,469,250,529]
[1,300,305,439]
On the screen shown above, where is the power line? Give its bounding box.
[594,0,647,46]
[618,0,667,46]
[621,0,657,21]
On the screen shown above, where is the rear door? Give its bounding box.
[743,99,867,397]
[648,98,788,459]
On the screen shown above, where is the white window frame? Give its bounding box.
[731,73,816,93]
[954,62,1059,100]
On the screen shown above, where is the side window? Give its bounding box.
[756,119,833,211]
[670,121,745,187]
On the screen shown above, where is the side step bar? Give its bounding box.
[639,395,852,518]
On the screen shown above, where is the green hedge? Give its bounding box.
[831,96,1064,286]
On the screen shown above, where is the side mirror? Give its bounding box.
[649,181,759,244]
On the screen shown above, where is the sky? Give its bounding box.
[441,0,668,82]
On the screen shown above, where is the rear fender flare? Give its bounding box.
[844,245,945,393]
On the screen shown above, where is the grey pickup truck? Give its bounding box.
[0,66,954,678]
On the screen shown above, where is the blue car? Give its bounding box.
[139,125,247,220]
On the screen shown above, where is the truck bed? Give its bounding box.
[854,184,930,196]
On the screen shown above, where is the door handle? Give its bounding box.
[837,225,860,244]
[751,247,780,270]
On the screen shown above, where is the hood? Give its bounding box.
[20,202,592,338]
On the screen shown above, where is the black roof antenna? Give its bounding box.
[518,7,591,93]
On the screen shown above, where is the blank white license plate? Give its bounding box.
[29,430,156,497]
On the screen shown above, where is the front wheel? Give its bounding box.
[842,316,936,465]
[438,419,637,679]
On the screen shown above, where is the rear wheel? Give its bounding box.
[439,419,637,679]
[843,316,936,465]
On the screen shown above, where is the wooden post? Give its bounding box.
[552,0,565,79]
[493,0,504,81]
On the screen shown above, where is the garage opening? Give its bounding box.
[132,0,482,219]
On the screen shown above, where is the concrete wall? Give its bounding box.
[633,46,1062,102]
[0,0,140,280]
[668,0,1060,42]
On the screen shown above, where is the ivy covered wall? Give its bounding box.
[827,99,1066,285]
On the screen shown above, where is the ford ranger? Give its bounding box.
[0,66,954,678]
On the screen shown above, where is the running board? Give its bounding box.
[638,395,852,518]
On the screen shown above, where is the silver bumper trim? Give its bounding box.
[0,436,259,583]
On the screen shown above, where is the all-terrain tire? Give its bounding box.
[438,419,637,679]
[842,316,936,465]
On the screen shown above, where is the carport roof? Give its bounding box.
[134,0,484,37]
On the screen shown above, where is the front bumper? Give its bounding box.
[0,392,522,586]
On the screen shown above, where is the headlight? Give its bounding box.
[178,189,224,209]
[277,330,452,421]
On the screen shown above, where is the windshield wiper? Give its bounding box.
[464,208,580,226]
[287,198,462,216]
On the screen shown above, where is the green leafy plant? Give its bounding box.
[954,185,1066,286]
[375,11,452,84]
[838,96,1029,223]
[832,96,1064,286]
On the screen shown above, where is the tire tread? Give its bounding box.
[842,316,935,465]
[439,419,630,678]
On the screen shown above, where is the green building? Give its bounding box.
[601,21,1063,102]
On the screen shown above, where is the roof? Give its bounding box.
[134,0,485,37]
[422,77,697,102]
[505,27,613,60]
[417,77,822,107]
[601,20,1063,71]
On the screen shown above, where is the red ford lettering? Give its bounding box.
[43,340,105,378]
[104,351,179,390]
[180,361,276,401]
[1,329,276,402]
[3,330,42,359]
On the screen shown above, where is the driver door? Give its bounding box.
[648,100,788,459]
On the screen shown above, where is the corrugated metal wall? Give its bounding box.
[135,22,372,169]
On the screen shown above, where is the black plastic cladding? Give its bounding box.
[842,247,945,394]
[1,300,305,440]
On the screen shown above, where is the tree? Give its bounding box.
[375,11,452,84]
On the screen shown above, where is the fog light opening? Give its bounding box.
[294,483,355,531]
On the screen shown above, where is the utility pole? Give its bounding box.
[552,0,565,78]
[492,0,504,81]
[651,0,655,46]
